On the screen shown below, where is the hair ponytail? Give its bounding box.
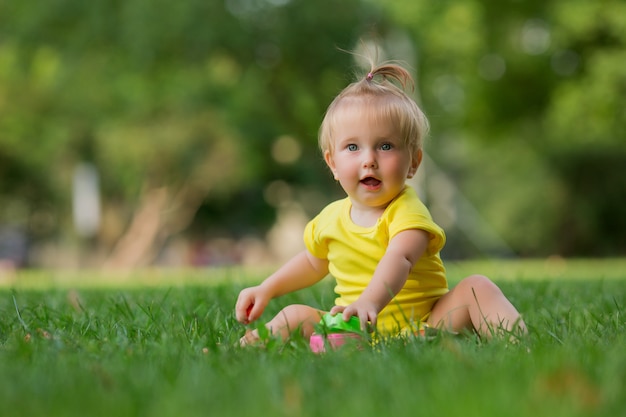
[363,63,415,93]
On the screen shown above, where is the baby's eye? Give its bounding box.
[347,144,358,151]
[380,143,393,151]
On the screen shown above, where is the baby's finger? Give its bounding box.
[342,307,356,322]
[366,312,377,330]
[330,305,345,316]
[235,298,252,323]
[236,308,248,324]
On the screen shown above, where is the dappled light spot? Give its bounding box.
[264,180,293,207]
[520,19,551,55]
[271,135,301,164]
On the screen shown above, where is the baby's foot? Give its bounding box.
[239,329,261,347]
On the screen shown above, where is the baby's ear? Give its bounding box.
[324,150,339,180]
[407,149,423,178]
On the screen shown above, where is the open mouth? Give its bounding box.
[360,177,381,187]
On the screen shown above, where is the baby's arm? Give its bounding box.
[235,250,328,324]
[332,229,429,329]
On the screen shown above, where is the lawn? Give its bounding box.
[0,258,624,417]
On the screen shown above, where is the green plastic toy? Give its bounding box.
[310,313,364,353]
[319,313,361,333]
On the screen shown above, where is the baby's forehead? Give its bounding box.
[330,97,405,130]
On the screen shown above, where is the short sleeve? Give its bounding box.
[385,188,446,256]
[303,217,329,259]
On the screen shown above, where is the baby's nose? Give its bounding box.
[362,150,377,168]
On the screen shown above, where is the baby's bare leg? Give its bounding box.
[240,304,325,346]
[428,275,527,338]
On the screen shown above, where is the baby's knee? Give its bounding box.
[458,274,502,297]
[275,304,323,332]
[279,304,314,319]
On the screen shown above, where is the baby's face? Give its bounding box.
[324,102,419,214]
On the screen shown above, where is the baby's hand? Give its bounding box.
[330,301,378,332]
[235,286,268,324]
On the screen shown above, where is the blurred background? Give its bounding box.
[0,0,624,272]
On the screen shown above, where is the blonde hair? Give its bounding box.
[319,61,429,158]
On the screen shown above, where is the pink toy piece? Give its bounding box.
[309,332,363,353]
[309,334,325,353]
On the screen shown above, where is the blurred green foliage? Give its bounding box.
[0,0,624,265]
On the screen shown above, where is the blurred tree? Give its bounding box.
[383,0,626,257]
[0,0,388,267]
[543,0,626,255]
[1,0,624,266]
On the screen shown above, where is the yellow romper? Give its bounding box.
[304,186,449,335]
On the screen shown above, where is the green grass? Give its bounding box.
[0,259,624,417]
